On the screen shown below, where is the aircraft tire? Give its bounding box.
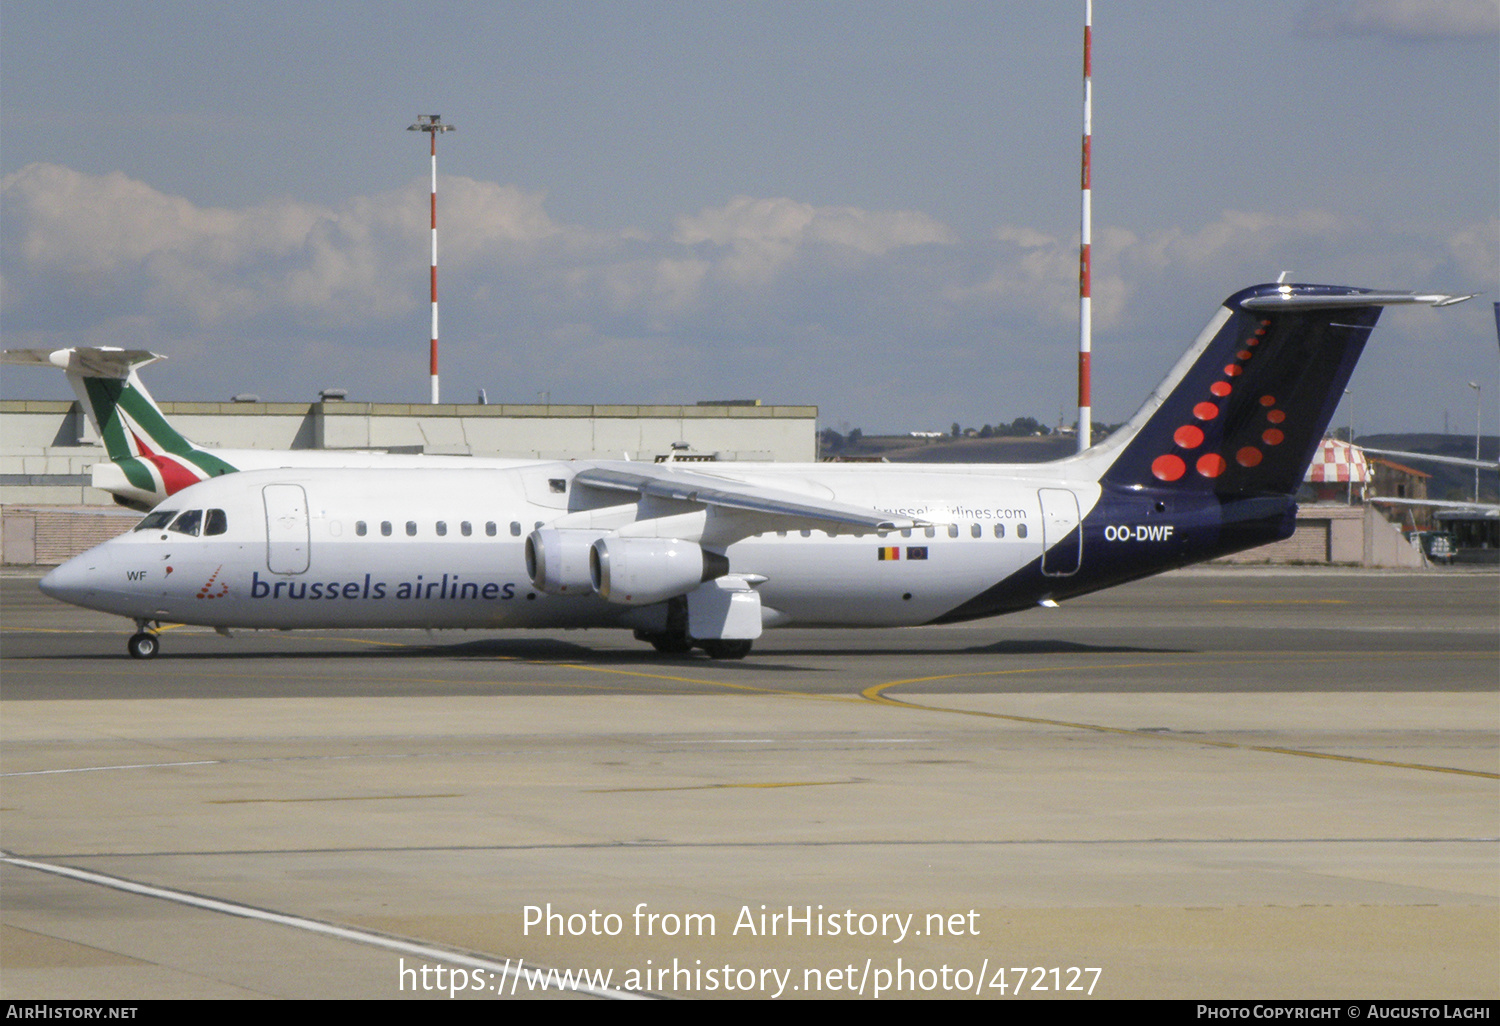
[634,630,694,654]
[128,632,159,660]
[650,636,694,654]
[700,639,752,660]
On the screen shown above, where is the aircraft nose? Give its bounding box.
[39,549,107,605]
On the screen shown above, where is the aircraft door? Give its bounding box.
[263,483,310,574]
[1038,487,1081,576]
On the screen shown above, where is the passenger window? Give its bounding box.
[971,524,981,538]
[901,528,911,538]
[461,521,472,537]
[994,524,1005,538]
[510,522,522,537]
[356,521,367,537]
[406,521,417,537]
[381,521,392,537]
[436,521,447,537]
[925,526,936,539]
[800,529,811,538]
[1017,523,1028,539]
[947,525,958,539]
[486,522,497,537]
[136,510,177,532]
[204,509,228,536]
[168,510,203,536]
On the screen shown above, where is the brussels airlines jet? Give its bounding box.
[35,283,1469,660]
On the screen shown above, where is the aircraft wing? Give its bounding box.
[573,462,921,534]
[1359,447,1499,471]
[1369,496,1499,513]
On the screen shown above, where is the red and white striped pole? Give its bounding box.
[1077,0,1093,453]
[407,114,456,404]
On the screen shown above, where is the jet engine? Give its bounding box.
[589,537,729,605]
[524,528,600,595]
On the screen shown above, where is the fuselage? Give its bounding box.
[39,457,1286,635]
[56,462,1055,631]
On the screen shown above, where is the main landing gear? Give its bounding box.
[632,596,753,659]
[128,620,160,659]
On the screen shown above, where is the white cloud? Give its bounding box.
[2,163,1491,431]
[1298,0,1500,39]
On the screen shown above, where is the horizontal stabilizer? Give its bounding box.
[1240,289,1474,310]
[2,347,166,379]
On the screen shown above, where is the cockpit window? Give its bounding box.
[135,510,178,532]
[204,509,228,536]
[168,510,203,536]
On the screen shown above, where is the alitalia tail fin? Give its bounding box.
[2,347,238,509]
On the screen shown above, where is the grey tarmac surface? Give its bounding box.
[1,566,1495,1000]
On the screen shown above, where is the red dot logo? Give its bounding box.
[1237,446,1263,467]
[1152,454,1186,481]
[1237,350,1253,361]
[1193,402,1219,421]
[1210,381,1231,397]
[1197,453,1228,478]
[1267,409,1286,424]
[1260,395,1276,407]
[1224,364,1243,377]
[1263,428,1285,446]
[1174,424,1205,449]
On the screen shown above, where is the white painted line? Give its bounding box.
[2,760,221,777]
[0,851,649,1000]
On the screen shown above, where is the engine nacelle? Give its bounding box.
[525,528,600,595]
[589,537,729,605]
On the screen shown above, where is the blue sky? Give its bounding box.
[3,1,1496,436]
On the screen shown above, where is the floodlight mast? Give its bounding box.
[407,114,456,404]
[1077,0,1093,454]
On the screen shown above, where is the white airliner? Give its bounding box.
[29,283,1470,660]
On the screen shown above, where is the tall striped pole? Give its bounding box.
[407,114,456,404]
[1077,0,1093,453]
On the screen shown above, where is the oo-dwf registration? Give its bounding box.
[17,283,1469,659]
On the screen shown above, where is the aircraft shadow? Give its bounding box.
[17,635,1188,670]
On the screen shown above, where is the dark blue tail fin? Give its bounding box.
[1097,283,1469,497]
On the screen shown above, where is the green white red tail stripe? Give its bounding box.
[82,369,238,499]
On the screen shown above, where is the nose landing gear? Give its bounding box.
[128,620,161,659]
